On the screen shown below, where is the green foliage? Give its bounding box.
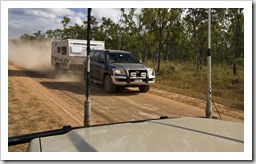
[18,8,244,72]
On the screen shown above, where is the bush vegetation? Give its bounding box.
[146,60,244,111]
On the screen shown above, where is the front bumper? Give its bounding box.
[111,75,155,86]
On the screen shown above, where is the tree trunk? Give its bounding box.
[179,37,185,63]
[157,41,161,71]
[233,9,241,75]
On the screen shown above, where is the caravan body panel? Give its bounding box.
[51,39,105,70]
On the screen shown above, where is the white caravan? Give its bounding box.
[51,39,105,72]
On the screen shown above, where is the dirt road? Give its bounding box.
[8,62,244,151]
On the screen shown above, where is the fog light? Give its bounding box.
[141,72,146,77]
[130,72,136,77]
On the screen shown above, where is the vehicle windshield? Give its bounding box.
[106,52,140,63]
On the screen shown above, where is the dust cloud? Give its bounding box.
[55,71,84,82]
[8,40,53,72]
[8,40,83,82]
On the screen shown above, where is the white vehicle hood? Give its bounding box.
[28,117,244,152]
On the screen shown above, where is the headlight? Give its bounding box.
[148,69,155,76]
[113,68,126,76]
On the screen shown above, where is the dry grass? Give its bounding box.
[8,76,65,152]
[146,61,244,112]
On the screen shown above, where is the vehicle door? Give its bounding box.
[90,51,99,81]
[94,51,106,82]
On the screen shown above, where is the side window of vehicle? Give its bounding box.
[91,51,99,62]
[98,52,104,63]
[89,51,94,60]
[62,46,66,55]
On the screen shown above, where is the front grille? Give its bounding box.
[128,70,147,77]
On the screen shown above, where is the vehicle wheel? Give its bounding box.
[104,75,116,93]
[139,85,150,93]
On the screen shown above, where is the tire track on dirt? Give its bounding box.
[22,77,84,125]
[9,64,84,126]
[90,90,159,122]
[44,81,160,124]
[116,95,174,118]
[41,81,124,124]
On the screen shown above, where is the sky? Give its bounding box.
[8,8,127,39]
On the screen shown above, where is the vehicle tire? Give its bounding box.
[139,85,150,93]
[104,75,116,93]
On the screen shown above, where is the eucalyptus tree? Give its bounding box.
[141,8,183,71]
[184,8,209,72]
[68,23,85,39]
[99,17,113,48]
[226,8,244,75]
[208,8,227,66]
[121,8,154,62]
[82,16,103,40]
[20,33,33,40]
[60,16,71,39]
[99,17,124,49]
[162,9,185,62]
[177,18,193,63]
[33,30,47,41]
[45,29,55,39]
[52,28,63,40]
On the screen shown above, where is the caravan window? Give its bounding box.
[62,46,66,55]
[70,46,87,55]
[70,46,82,54]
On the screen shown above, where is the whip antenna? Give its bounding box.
[84,8,92,126]
[205,8,212,118]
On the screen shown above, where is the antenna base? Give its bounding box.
[84,100,91,127]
